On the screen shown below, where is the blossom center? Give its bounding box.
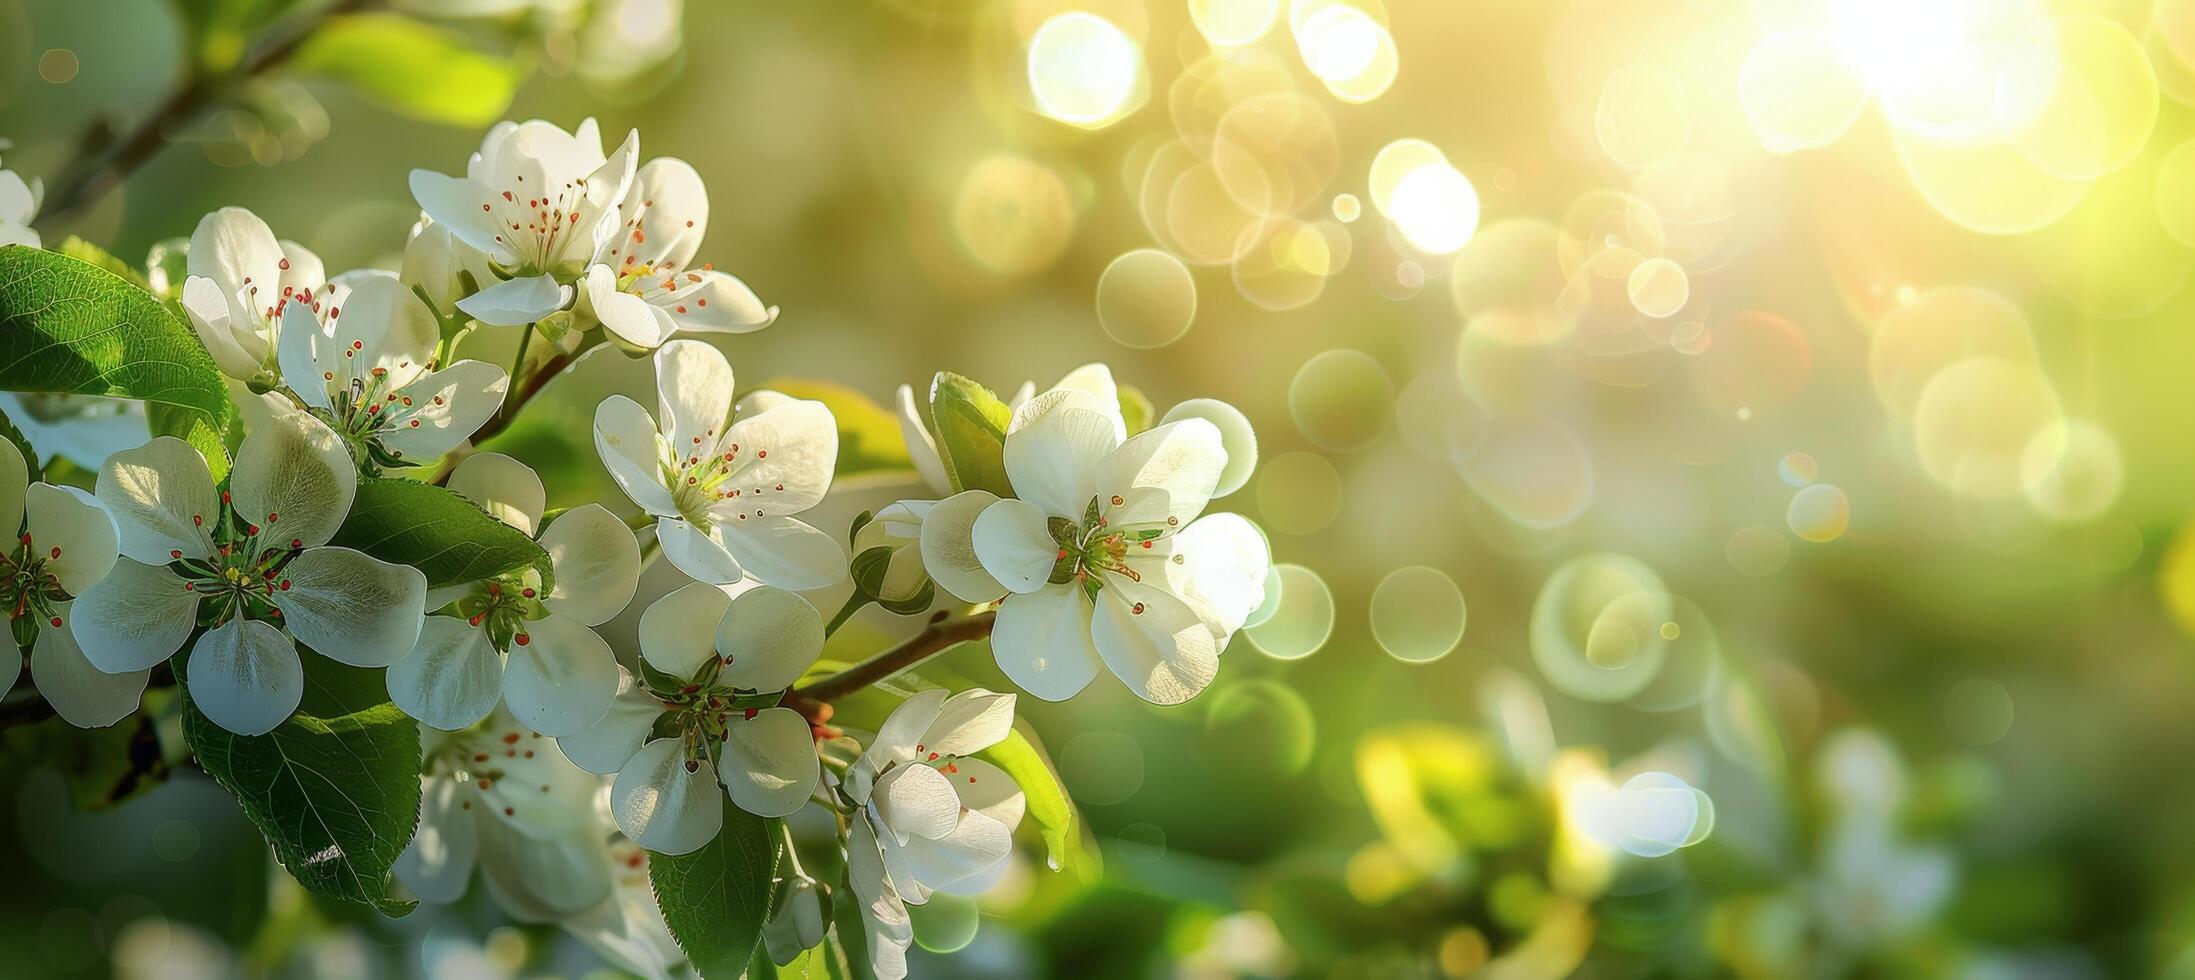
[450,572,547,652]
[482,175,594,276]
[0,529,69,645]
[170,490,302,628]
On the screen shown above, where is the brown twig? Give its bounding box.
[783,610,997,722]
[34,0,377,229]
[428,348,578,485]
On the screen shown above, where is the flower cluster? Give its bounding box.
[0,116,1270,978]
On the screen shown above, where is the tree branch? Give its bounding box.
[784,610,997,719]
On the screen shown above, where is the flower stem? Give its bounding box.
[823,593,868,639]
[784,610,996,721]
[501,323,538,424]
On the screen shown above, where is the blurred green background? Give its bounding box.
[10,0,2195,976]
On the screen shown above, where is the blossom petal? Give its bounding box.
[716,514,844,591]
[638,581,731,677]
[376,359,510,461]
[1142,512,1270,637]
[918,689,1016,760]
[276,301,332,411]
[971,497,1058,595]
[719,706,820,818]
[950,757,1025,834]
[272,546,428,668]
[386,615,503,731]
[895,383,951,496]
[181,275,259,380]
[657,516,746,586]
[70,559,199,673]
[25,483,116,596]
[1161,398,1258,497]
[96,436,217,564]
[457,273,573,326]
[990,583,1100,701]
[653,339,734,458]
[478,830,613,923]
[864,689,947,779]
[186,617,304,736]
[232,412,356,551]
[594,394,677,517]
[447,451,546,535]
[501,614,618,736]
[0,424,25,533]
[847,815,913,980]
[1090,579,1219,705]
[35,605,149,728]
[617,157,710,272]
[1003,402,1118,518]
[584,264,674,350]
[1098,418,1224,530]
[332,272,438,386]
[556,665,661,775]
[539,504,640,626]
[872,762,960,844]
[713,395,835,514]
[395,776,480,905]
[896,807,1013,893]
[187,207,281,320]
[716,585,823,693]
[657,270,776,336]
[919,489,1004,603]
[610,736,724,855]
[408,169,517,266]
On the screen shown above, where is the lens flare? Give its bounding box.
[1027,12,1145,128]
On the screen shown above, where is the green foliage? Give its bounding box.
[927,372,1014,497]
[174,0,298,71]
[758,378,913,480]
[55,237,153,292]
[650,804,780,978]
[178,654,421,916]
[0,246,239,479]
[0,405,37,475]
[981,723,1099,881]
[1,711,175,811]
[293,14,523,126]
[331,477,552,589]
[762,937,855,980]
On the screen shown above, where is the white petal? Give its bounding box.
[34,605,149,728]
[556,665,662,775]
[950,757,1025,835]
[847,815,913,980]
[918,689,1016,760]
[187,207,281,318]
[96,436,217,564]
[181,275,260,380]
[661,270,776,335]
[895,383,951,496]
[277,300,331,411]
[1090,579,1219,705]
[408,169,517,266]
[271,546,427,668]
[186,617,304,736]
[638,580,731,677]
[331,272,438,388]
[713,395,835,514]
[715,514,845,591]
[1003,402,1118,518]
[376,359,510,460]
[653,339,734,455]
[386,615,503,731]
[865,689,947,779]
[1161,398,1258,497]
[574,130,640,262]
[872,762,960,843]
[395,777,480,904]
[447,451,546,535]
[500,615,618,736]
[69,559,199,673]
[277,240,324,292]
[478,830,613,922]
[617,157,710,272]
[719,706,820,818]
[991,583,1101,701]
[920,489,1005,603]
[25,482,116,595]
[458,274,573,326]
[656,516,746,586]
[1097,418,1224,530]
[0,424,25,533]
[896,807,1013,894]
[593,394,677,517]
[609,737,724,855]
[971,497,1058,595]
[1145,513,1269,636]
[584,264,675,350]
[232,412,356,551]
[715,585,824,692]
[539,504,640,626]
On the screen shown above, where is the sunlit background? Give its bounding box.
[10,0,2195,975]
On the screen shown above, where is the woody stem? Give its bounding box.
[783,610,997,721]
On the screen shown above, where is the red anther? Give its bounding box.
[757,450,767,458]
[743,708,759,720]
[289,539,303,549]
[48,547,59,558]
[1056,549,1068,560]
[1132,603,1145,614]
[169,550,182,559]
[514,633,530,646]
[927,752,939,761]
[684,759,699,773]
[502,731,520,744]
[469,612,486,626]
[1111,495,1124,506]
[48,617,60,627]
[521,588,536,598]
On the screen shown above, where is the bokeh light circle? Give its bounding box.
[953,155,1074,275]
[1625,257,1690,318]
[1290,349,1392,451]
[1530,553,1671,702]
[1256,450,1344,535]
[2021,419,2124,522]
[1786,484,1851,543]
[1911,357,2065,499]
[1163,398,1259,497]
[1095,248,1197,348]
[1204,679,1317,776]
[1026,12,1144,128]
[1369,566,1467,663]
[1060,730,1145,805]
[1738,29,1869,153]
[1869,287,2036,421]
[1246,563,1335,660]
[1451,412,1595,530]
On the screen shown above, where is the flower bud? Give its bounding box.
[764,874,831,966]
[851,500,935,605]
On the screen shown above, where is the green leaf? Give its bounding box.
[179,653,421,916]
[979,723,1099,881]
[927,372,1013,497]
[331,477,552,590]
[56,236,153,292]
[0,404,38,475]
[293,14,524,126]
[651,805,779,978]
[1117,383,1154,436]
[762,378,915,480]
[0,246,239,479]
[1,711,174,811]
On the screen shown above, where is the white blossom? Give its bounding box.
[594,340,844,590]
[0,436,132,727]
[557,582,827,853]
[0,140,39,249]
[387,453,639,735]
[178,207,326,384]
[853,500,932,604]
[70,412,427,735]
[895,363,1121,497]
[579,156,776,351]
